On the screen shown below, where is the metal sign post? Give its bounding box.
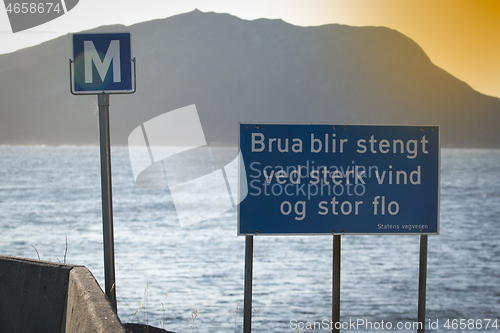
[332,235,341,333]
[98,93,117,309]
[417,234,429,333]
[243,235,254,333]
[70,32,136,311]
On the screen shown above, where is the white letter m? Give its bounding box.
[84,40,121,84]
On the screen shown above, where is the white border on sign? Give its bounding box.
[237,122,441,236]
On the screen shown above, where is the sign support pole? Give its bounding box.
[71,33,136,313]
[332,235,341,333]
[417,234,428,333]
[98,93,117,311]
[243,235,254,333]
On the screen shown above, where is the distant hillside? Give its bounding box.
[0,9,499,147]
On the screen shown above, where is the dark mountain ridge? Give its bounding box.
[0,10,499,147]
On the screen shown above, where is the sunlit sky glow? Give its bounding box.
[1,0,500,97]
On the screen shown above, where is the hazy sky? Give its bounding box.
[1,0,499,98]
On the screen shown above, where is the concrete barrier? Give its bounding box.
[0,255,125,333]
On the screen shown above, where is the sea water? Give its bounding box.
[0,146,499,332]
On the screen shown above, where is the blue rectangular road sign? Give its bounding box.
[238,124,440,235]
[72,33,133,94]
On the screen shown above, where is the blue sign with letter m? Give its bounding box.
[72,33,133,94]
